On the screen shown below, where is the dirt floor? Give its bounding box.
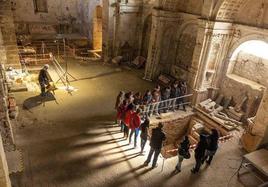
[9,60,261,187]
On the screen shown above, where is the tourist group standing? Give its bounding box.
[114,85,219,171]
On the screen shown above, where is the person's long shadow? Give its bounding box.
[23,92,57,110]
[107,165,153,187]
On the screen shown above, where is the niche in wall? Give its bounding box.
[33,0,48,13]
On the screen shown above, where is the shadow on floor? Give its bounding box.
[106,164,153,187]
[70,69,122,83]
[23,92,57,110]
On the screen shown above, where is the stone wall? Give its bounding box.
[159,0,202,15]
[140,14,152,58]
[216,25,268,117]
[11,0,102,44]
[0,28,12,187]
[92,5,102,50]
[171,19,198,82]
[0,0,20,68]
[114,2,143,59]
[0,134,11,187]
[12,0,81,35]
[220,75,264,117]
[232,52,268,87]
[77,0,102,42]
[234,0,268,28]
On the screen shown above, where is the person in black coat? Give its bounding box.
[175,135,190,172]
[38,64,51,97]
[140,117,150,154]
[204,129,219,165]
[191,134,207,173]
[144,123,166,168]
[178,81,187,111]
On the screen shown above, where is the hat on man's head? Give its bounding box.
[44,64,49,69]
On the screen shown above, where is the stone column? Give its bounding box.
[241,89,268,152]
[190,21,233,105]
[210,33,233,88]
[143,10,163,81]
[102,0,116,62]
[190,19,214,104]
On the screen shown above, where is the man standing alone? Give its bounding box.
[144,123,166,168]
[38,64,51,97]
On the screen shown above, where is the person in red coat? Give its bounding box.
[123,104,135,138]
[115,91,125,124]
[129,109,141,148]
[117,100,127,132]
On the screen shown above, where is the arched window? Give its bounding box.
[33,0,48,13]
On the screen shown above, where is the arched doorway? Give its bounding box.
[228,40,268,85]
[221,40,268,118]
[92,5,102,50]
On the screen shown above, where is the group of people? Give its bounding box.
[114,84,219,171]
[115,91,149,152]
[175,129,219,174]
[115,81,188,120]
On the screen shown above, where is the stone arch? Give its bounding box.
[141,15,152,58]
[212,0,248,21]
[226,34,268,75]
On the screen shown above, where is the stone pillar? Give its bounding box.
[0,0,20,69]
[189,19,214,104]
[0,134,11,187]
[241,89,268,152]
[92,6,103,50]
[190,21,233,105]
[102,0,116,62]
[143,10,163,81]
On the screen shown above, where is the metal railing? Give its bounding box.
[139,94,193,116]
